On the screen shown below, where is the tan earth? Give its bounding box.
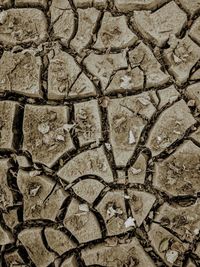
[0,1,200,267]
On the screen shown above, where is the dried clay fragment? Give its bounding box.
[0,9,48,46]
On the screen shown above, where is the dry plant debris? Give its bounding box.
[0,1,200,267]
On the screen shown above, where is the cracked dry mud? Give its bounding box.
[1,1,200,267]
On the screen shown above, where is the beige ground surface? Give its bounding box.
[0,0,200,266]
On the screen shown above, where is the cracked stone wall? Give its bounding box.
[0,0,200,267]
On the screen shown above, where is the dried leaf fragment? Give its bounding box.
[63,123,76,132]
[130,167,142,175]
[129,130,136,144]
[159,238,170,252]
[165,250,178,264]
[79,204,89,212]
[29,185,41,197]
[124,217,135,228]
[38,122,50,134]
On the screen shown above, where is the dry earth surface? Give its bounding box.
[0,0,200,266]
